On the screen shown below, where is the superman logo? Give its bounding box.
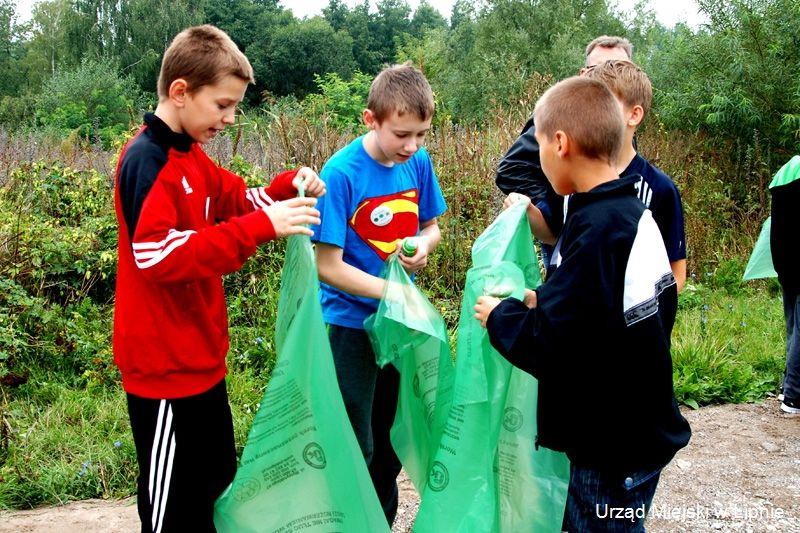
[350,189,419,260]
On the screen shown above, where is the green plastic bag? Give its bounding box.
[363,255,455,493]
[743,217,776,280]
[743,156,800,281]
[768,155,800,188]
[413,200,570,533]
[214,234,389,533]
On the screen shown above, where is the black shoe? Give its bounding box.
[781,396,800,415]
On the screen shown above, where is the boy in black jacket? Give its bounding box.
[474,77,690,532]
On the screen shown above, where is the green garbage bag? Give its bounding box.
[214,234,389,533]
[413,200,570,533]
[743,156,800,281]
[769,155,800,188]
[363,255,455,494]
[743,217,776,280]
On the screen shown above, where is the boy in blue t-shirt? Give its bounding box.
[311,63,447,525]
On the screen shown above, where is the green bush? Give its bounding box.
[0,163,116,382]
[35,59,143,149]
[0,94,36,131]
[302,71,371,130]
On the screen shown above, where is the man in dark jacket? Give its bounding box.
[495,36,632,271]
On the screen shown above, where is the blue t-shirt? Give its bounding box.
[622,154,687,262]
[312,136,447,329]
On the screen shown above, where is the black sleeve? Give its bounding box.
[495,119,563,235]
[486,217,617,378]
[486,296,549,378]
[495,118,550,202]
[118,142,168,243]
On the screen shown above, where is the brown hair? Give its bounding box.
[367,63,434,122]
[583,59,652,120]
[534,76,624,165]
[584,35,633,64]
[158,25,254,99]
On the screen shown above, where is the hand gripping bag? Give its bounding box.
[413,200,570,532]
[364,254,455,493]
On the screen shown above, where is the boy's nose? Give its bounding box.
[223,111,236,125]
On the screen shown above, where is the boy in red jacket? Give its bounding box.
[113,25,324,533]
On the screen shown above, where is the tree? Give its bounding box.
[250,17,356,98]
[646,0,800,155]
[373,0,411,62]
[344,1,382,73]
[410,0,447,38]
[203,0,294,104]
[22,0,70,87]
[322,0,349,32]
[0,0,25,96]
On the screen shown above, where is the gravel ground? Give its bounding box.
[2,401,798,532]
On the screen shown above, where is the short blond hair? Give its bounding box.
[583,59,652,120]
[584,35,633,64]
[158,25,254,99]
[367,63,434,123]
[535,76,624,165]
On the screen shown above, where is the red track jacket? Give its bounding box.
[113,113,297,398]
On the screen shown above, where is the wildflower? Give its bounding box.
[728,304,734,311]
[78,460,91,478]
[740,321,746,327]
[113,440,122,448]
[255,337,264,344]
[702,304,709,311]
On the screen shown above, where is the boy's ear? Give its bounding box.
[362,108,378,129]
[554,130,570,158]
[627,104,645,128]
[168,78,189,107]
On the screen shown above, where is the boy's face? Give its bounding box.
[177,74,248,144]
[363,109,432,165]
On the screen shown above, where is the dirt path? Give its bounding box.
[2,401,798,532]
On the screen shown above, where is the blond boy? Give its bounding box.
[114,25,324,532]
[583,59,687,291]
[475,77,690,532]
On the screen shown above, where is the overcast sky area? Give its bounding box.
[14,0,709,28]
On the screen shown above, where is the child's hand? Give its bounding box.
[523,289,538,309]
[397,237,430,274]
[473,296,501,328]
[293,167,326,198]
[503,192,531,210]
[263,197,320,237]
